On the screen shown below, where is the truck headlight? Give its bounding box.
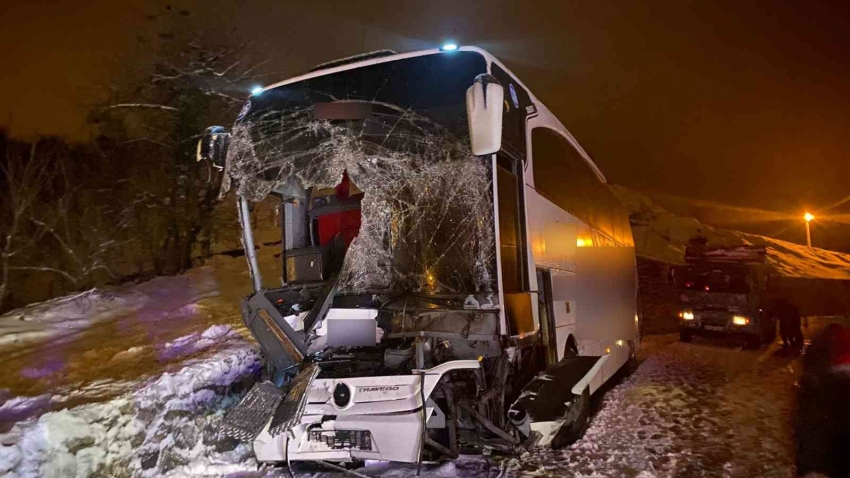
[732,316,750,326]
[679,310,695,320]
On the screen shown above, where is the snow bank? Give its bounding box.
[160,324,238,361]
[0,265,225,352]
[0,290,124,348]
[613,186,850,280]
[0,325,260,478]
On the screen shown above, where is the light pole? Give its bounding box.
[804,212,814,248]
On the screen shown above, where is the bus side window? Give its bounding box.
[531,128,625,245]
[491,64,531,161]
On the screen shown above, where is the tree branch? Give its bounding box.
[102,103,178,112]
[120,138,175,149]
[8,266,79,284]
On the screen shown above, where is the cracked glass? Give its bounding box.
[221,52,497,296]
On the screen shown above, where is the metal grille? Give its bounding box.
[700,313,728,327]
[220,382,283,442]
[269,364,320,437]
[306,430,373,451]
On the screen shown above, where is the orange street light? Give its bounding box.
[804,212,814,247]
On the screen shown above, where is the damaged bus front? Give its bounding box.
[198,47,639,466]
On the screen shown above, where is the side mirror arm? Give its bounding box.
[196,126,230,170]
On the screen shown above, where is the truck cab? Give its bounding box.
[673,245,775,348]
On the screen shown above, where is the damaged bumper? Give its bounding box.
[680,318,758,336]
[232,360,480,464]
[254,407,423,463]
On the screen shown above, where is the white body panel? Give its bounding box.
[525,187,578,272]
[254,360,480,464]
[522,110,637,395]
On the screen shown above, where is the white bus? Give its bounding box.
[200,45,638,466]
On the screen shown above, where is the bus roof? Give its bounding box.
[255,46,607,184]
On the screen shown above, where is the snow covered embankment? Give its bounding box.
[0,326,260,478]
[612,185,850,280]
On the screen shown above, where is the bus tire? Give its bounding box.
[550,387,590,449]
[565,336,579,358]
[679,329,692,343]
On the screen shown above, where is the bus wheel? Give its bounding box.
[550,387,590,448]
[565,336,579,358]
[679,329,692,343]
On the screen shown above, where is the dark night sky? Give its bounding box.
[1,0,848,248]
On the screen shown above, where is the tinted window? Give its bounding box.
[497,154,527,293]
[247,52,488,137]
[491,63,531,161]
[531,128,631,245]
[681,266,750,293]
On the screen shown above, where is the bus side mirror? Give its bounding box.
[196,126,230,170]
[466,74,504,156]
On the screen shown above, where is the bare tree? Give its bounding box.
[0,137,128,309]
[0,9,286,310]
[91,10,286,274]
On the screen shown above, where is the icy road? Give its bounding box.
[0,257,840,477]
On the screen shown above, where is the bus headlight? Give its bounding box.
[732,316,750,326]
[679,310,695,320]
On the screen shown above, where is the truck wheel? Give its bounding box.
[679,329,692,343]
[550,387,590,449]
[744,335,761,350]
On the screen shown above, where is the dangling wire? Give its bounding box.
[285,434,294,478]
[417,370,427,476]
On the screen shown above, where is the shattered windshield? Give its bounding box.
[222,52,496,296]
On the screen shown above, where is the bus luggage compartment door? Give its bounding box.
[509,355,605,448]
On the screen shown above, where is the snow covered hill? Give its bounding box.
[612,186,850,280]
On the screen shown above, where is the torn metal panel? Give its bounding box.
[242,293,308,372]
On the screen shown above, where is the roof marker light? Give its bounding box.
[251,86,263,96]
[440,43,459,51]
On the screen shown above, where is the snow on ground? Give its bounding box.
[612,186,850,280]
[0,264,841,477]
[290,321,845,478]
[0,214,842,477]
[0,238,273,477]
[0,252,260,427]
[0,325,260,478]
[211,324,837,478]
[498,335,799,478]
[0,323,811,478]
